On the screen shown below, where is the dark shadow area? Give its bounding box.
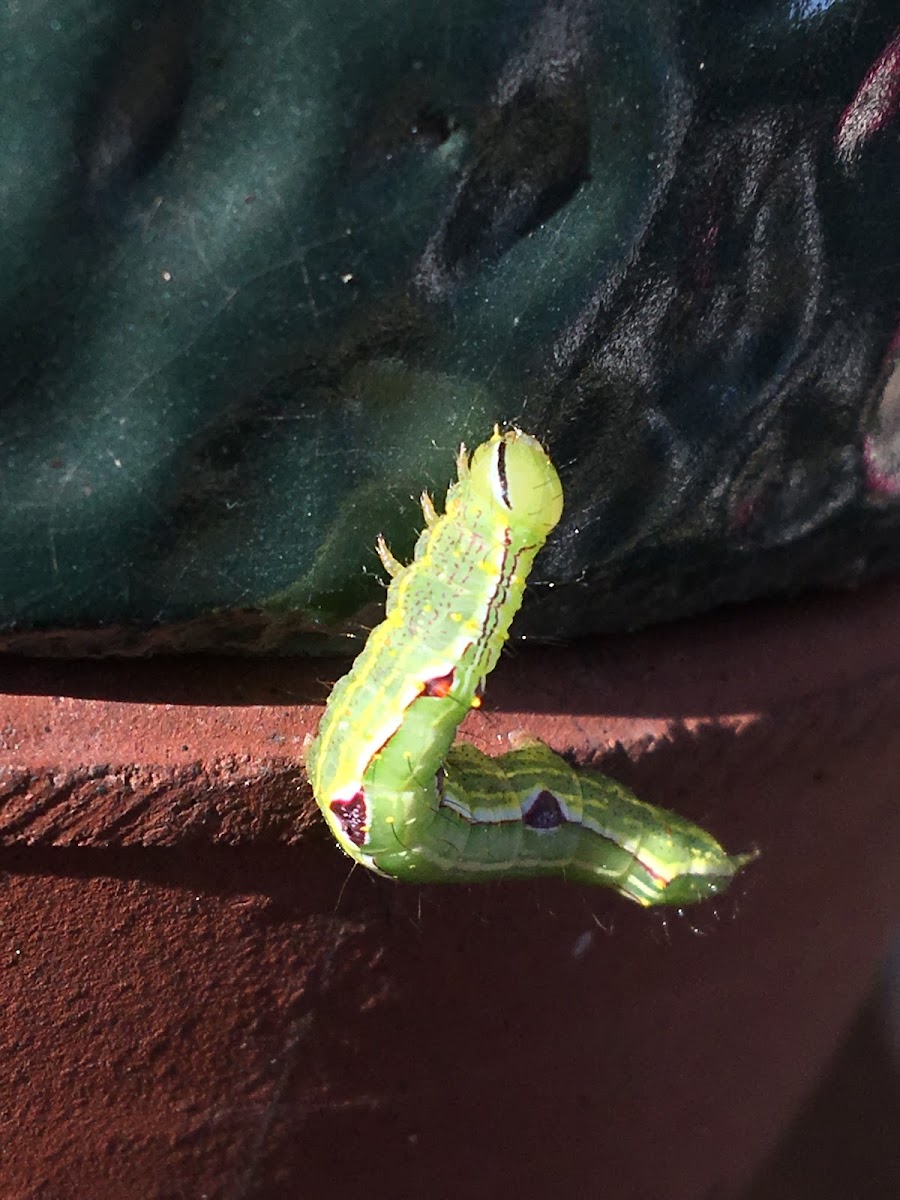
[742,984,900,1200]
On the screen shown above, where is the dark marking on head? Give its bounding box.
[424,670,455,698]
[522,789,566,830]
[330,793,368,847]
[496,438,511,508]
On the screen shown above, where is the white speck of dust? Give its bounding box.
[571,930,593,959]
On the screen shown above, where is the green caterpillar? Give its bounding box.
[306,428,755,906]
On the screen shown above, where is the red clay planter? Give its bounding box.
[2,582,900,1198]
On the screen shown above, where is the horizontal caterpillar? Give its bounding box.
[306,428,755,906]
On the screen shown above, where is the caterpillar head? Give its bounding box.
[468,428,564,540]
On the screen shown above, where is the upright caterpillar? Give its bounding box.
[306,428,755,906]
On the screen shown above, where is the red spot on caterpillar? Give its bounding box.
[330,793,369,847]
[636,855,669,886]
[423,670,455,698]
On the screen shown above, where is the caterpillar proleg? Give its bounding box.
[306,428,755,906]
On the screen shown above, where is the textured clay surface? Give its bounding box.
[1,583,900,1198]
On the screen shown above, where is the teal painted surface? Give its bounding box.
[1,1,899,649]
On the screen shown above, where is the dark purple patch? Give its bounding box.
[497,437,511,508]
[329,792,368,847]
[522,790,566,830]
